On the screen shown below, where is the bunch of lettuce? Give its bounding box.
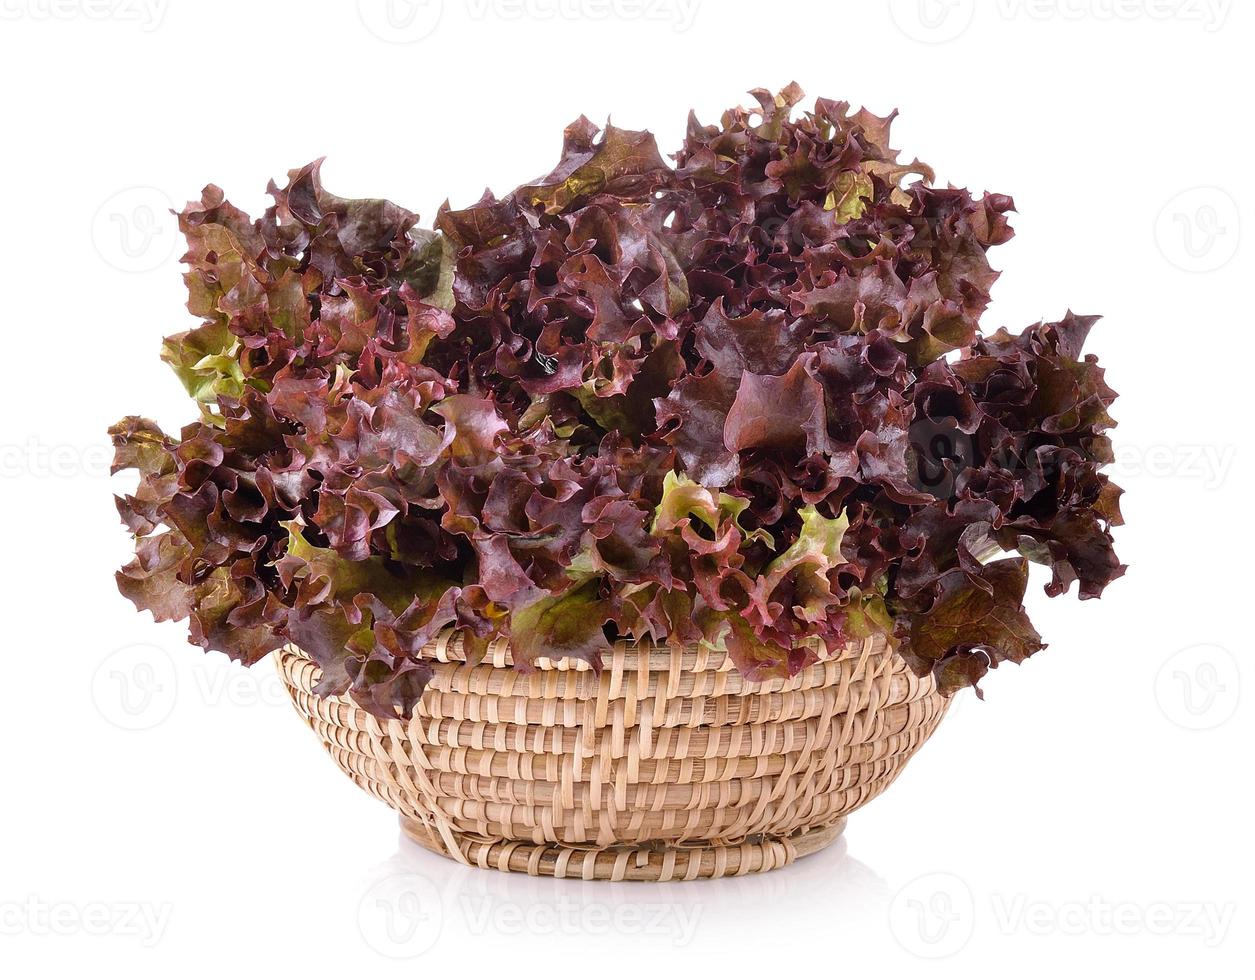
[112,84,1123,718]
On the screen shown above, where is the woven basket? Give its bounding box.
[276,631,947,881]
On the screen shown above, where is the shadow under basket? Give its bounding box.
[276,632,947,882]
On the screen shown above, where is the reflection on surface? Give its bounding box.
[352,828,892,956]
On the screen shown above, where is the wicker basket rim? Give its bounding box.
[393,627,887,674]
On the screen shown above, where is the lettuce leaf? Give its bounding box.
[111,85,1122,717]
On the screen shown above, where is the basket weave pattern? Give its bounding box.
[277,632,946,881]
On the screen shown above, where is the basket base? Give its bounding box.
[399,815,846,881]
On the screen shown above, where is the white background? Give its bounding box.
[1,0,1250,975]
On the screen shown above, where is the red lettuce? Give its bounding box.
[112,85,1123,717]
